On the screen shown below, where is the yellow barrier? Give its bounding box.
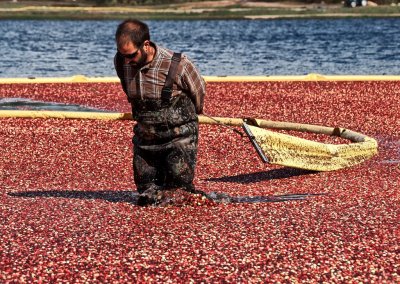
[1,74,400,84]
[0,110,132,120]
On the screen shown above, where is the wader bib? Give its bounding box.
[127,53,199,193]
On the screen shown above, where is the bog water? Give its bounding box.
[1,18,399,77]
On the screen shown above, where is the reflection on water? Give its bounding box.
[207,192,326,203]
[206,168,315,183]
[0,98,108,112]
[381,160,400,164]
[8,190,326,205]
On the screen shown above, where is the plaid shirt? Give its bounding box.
[114,42,206,114]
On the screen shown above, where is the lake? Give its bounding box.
[0,18,399,77]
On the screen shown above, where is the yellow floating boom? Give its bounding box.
[1,74,400,84]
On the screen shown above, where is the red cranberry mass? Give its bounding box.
[0,81,399,282]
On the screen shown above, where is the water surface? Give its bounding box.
[1,19,399,77]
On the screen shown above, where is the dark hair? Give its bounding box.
[115,19,150,48]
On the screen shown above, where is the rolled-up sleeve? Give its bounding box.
[180,57,206,114]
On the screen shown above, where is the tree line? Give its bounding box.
[92,0,220,5]
[92,0,342,4]
[92,0,394,5]
[19,0,395,6]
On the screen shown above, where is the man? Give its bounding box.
[114,19,206,206]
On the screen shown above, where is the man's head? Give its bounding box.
[115,19,149,49]
[115,19,151,68]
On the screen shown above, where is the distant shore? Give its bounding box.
[1,1,400,20]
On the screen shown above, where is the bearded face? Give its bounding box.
[130,46,148,69]
[117,40,149,69]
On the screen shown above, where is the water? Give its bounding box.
[1,18,400,77]
[8,190,326,205]
[0,97,108,112]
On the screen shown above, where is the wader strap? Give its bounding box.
[161,52,181,106]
